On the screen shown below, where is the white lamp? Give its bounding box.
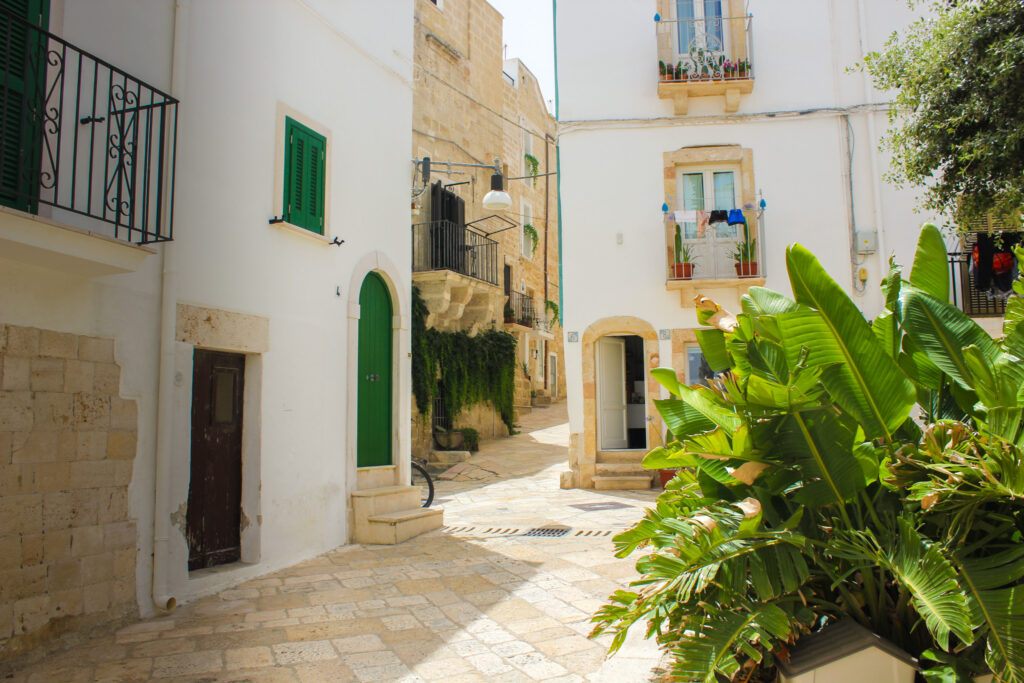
[482,171,512,211]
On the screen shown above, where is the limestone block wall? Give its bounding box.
[0,325,137,662]
[411,400,510,459]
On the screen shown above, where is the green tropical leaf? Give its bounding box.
[956,548,1024,683]
[742,286,800,315]
[1005,297,1024,339]
[784,245,915,439]
[910,223,950,302]
[696,328,730,372]
[775,410,869,507]
[654,398,715,439]
[900,289,999,392]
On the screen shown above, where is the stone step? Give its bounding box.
[596,462,651,476]
[532,395,552,406]
[595,450,647,464]
[362,507,444,545]
[351,486,421,517]
[514,405,532,418]
[428,450,471,466]
[592,475,653,490]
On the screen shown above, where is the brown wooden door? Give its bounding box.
[187,349,244,571]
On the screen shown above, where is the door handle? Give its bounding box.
[365,374,381,382]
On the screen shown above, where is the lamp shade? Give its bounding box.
[482,172,512,211]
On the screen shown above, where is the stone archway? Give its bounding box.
[569,316,663,489]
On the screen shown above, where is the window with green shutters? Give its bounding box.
[283,117,326,234]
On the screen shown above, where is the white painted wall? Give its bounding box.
[555,0,938,454]
[1,0,414,617]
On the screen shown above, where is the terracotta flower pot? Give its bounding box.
[658,469,677,487]
[735,261,758,277]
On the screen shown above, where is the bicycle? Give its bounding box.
[411,459,434,508]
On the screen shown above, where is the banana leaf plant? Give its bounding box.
[591,224,1024,682]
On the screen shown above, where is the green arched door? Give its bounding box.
[357,272,393,467]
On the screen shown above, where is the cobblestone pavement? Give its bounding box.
[9,403,666,682]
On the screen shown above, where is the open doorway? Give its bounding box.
[597,335,647,450]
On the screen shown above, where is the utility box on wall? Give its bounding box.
[855,230,878,254]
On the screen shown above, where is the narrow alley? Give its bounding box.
[8,404,665,683]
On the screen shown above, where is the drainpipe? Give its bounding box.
[543,133,552,304]
[152,0,189,613]
[855,0,888,266]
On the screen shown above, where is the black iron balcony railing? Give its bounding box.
[411,220,499,286]
[655,14,754,82]
[505,290,536,328]
[948,251,1007,318]
[0,8,178,243]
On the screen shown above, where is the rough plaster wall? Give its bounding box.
[0,325,138,663]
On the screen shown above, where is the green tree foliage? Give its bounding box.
[862,0,1024,227]
[411,287,517,431]
[591,226,1024,682]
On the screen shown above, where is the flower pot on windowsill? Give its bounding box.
[734,261,758,277]
[670,263,695,279]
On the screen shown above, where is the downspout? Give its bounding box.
[543,133,551,304]
[856,0,888,264]
[552,0,563,326]
[152,0,189,612]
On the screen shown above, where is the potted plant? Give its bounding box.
[503,304,514,323]
[432,427,464,450]
[658,59,666,80]
[592,225,1024,683]
[675,60,683,81]
[738,58,750,78]
[679,63,690,82]
[670,225,696,279]
[732,220,758,277]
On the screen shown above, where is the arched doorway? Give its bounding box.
[357,272,393,467]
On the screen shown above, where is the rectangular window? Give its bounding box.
[675,0,725,56]
[674,165,745,279]
[283,117,326,234]
[521,202,534,258]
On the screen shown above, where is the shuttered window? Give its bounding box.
[283,117,326,234]
[0,0,49,213]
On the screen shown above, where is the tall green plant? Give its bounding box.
[592,225,1024,682]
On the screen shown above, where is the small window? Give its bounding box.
[283,117,326,234]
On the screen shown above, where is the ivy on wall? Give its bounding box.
[412,287,517,431]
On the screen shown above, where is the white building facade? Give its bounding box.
[0,0,418,660]
[554,0,934,490]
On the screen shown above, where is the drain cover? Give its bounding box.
[521,526,571,537]
[571,502,633,511]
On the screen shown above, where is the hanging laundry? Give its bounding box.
[972,232,1021,299]
[674,210,696,223]
[696,210,709,237]
[709,209,728,225]
[727,209,745,225]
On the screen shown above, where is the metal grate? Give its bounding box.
[521,526,571,538]
[574,529,615,537]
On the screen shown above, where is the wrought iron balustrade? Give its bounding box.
[0,8,178,244]
[655,14,754,82]
[506,290,536,328]
[948,251,1007,318]
[411,220,500,286]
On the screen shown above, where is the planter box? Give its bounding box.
[777,620,916,683]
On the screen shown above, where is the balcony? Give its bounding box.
[0,9,178,247]
[663,208,766,305]
[411,220,503,333]
[948,250,1007,318]
[654,13,754,114]
[504,290,536,329]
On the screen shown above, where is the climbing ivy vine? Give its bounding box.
[411,287,517,432]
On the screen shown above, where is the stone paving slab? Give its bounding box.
[7,403,668,682]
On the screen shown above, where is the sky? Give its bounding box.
[487,0,556,114]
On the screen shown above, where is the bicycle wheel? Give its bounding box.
[411,461,434,508]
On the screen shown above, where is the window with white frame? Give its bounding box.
[675,0,726,57]
[521,202,534,258]
[675,164,750,279]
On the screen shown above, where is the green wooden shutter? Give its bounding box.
[283,117,326,234]
[0,0,49,213]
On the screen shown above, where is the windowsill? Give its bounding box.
[666,275,766,307]
[657,77,754,115]
[0,204,156,276]
[271,219,332,245]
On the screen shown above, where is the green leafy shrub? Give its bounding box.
[457,427,479,452]
[591,225,1024,682]
[411,287,517,432]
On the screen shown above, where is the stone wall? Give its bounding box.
[411,400,510,459]
[0,324,138,662]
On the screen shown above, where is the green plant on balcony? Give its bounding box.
[671,224,696,279]
[732,220,758,277]
[591,224,1024,683]
[524,153,539,187]
[523,223,539,257]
